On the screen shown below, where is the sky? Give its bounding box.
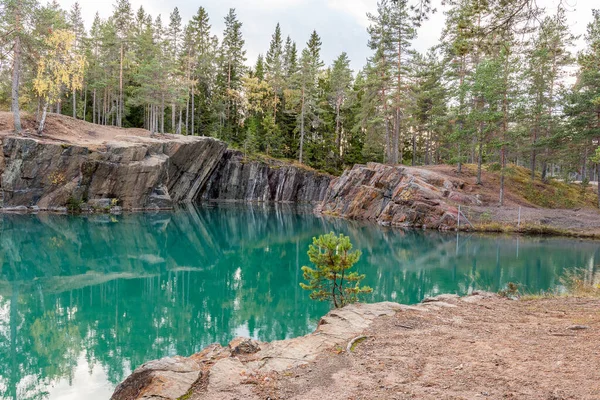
[57,0,597,72]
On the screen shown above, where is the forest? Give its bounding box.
[1,0,599,187]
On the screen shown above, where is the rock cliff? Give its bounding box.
[317,163,482,230]
[0,135,227,210]
[0,134,332,211]
[200,150,332,203]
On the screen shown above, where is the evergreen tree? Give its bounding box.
[218,8,246,142]
[265,23,284,120]
[328,52,354,166]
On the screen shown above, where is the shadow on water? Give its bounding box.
[0,203,599,399]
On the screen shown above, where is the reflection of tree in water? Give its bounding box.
[0,205,599,399]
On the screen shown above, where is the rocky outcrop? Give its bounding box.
[200,150,332,203]
[0,135,227,210]
[0,134,332,211]
[317,163,482,229]
[111,302,405,400]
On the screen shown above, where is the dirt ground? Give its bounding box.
[264,296,600,400]
[421,164,600,235]
[0,111,162,149]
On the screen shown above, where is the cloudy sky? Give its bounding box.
[57,0,596,72]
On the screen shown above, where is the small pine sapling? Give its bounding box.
[300,232,372,308]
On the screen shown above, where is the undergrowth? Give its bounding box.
[519,268,600,300]
[484,164,597,209]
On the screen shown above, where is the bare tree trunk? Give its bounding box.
[476,125,483,185]
[11,17,22,133]
[118,42,124,127]
[93,89,96,124]
[411,126,416,166]
[161,94,165,134]
[335,98,342,162]
[299,87,306,164]
[73,88,77,119]
[178,108,182,135]
[83,88,87,122]
[392,109,400,164]
[597,162,600,209]
[38,101,49,135]
[531,113,539,180]
[500,147,506,206]
[191,84,195,135]
[171,104,176,134]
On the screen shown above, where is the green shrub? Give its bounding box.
[301,232,372,308]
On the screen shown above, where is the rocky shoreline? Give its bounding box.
[110,293,600,399]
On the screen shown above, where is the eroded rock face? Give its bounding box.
[200,150,332,203]
[317,163,481,229]
[0,135,227,210]
[0,136,332,211]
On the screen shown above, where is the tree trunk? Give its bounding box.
[394,24,402,165]
[38,101,49,135]
[299,87,305,164]
[191,84,195,135]
[171,103,176,134]
[500,147,506,206]
[597,163,600,209]
[178,108,182,135]
[12,22,22,133]
[93,89,96,124]
[476,126,483,185]
[411,126,416,166]
[73,88,77,118]
[393,108,400,164]
[335,98,341,158]
[161,94,165,134]
[118,42,124,127]
[582,145,589,181]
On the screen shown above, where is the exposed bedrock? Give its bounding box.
[0,135,332,211]
[200,150,332,203]
[317,163,482,230]
[111,302,406,400]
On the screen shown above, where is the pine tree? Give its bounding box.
[388,0,417,164]
[565,10,600,205]
[265,23,284,120]
[328,52,354,165]
[525,7,576,181]
[112,0,133,127]
[218,8,246,142]
[2,0,39,132]
[68,1,85,119]
[290,31,323,164]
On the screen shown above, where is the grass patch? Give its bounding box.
[521,268,600,300]
[472,221,600,239]
[489,164,596,209]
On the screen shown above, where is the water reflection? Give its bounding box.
[0,204,598,399]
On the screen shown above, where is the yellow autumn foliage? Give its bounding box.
[33,29,86,102]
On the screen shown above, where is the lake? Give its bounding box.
[0,204,598,399]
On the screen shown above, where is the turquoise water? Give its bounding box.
[0,204,599,399]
